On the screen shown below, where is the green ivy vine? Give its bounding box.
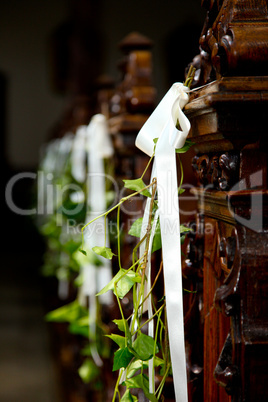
[79,136,194,401]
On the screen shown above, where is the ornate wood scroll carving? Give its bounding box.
[189,0,268,86]
[214,225,268,399]
[182,216,204,401]
[192,152,239,190]
[213,332,239,395]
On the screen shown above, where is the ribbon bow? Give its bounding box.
[135,83,190,401]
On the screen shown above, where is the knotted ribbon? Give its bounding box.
[135,83,190,401]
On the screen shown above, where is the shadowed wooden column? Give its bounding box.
[108,31,157,269]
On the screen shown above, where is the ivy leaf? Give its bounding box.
[180,224,192,233]
[80,344,92,357]
[180,225,192,244]
[92,246,115,260]
[113,318,127,332]
[175,139,195,153]
[123,372,148,390]
[68,316,89,338]
[128,217,143,238]
[112,319,132,343]
[121,390,138,402]
[123,374,157,402]
[154,356,165,367]
[132,333,158,361]
[74,272,84,287]
[106,334,126,349]
[153,137,158,153]
[79,248,87,256]
[152,219,161,253]
[178,188,185,194]
[78,358,100,383]
[116,271,140,299]
[129,217,161,254]
[45,300,87,323]
[127,359,148,378]
[97,269,141,299]
[63,239,81,255]
[113,347,134,371]
[126,357,163,379]
[127,356,162,378]
[123,178,151,198]
[74,249,103,268]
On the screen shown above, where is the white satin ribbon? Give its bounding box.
[80,114,114,366]
[85,114,114,304]
[71,125,87,183]
[136,83,190,401]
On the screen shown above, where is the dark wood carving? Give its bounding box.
[192,152,239,190]
[183,1,268,401]
[189,0,268,86]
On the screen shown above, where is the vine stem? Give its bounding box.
[117,204,122,270]
[113,283,127,347]
[132,233,146,308]
[184,64,196,88]
[112,368,123,402]
[131,303,165,337]
[156,362,171,398]
[153,299,164,395]
[140,152,155,180]
[81,180,156,251]
[155,304,172,398]
[177,154,184,193]
[131,178,157,334]
[104,215,107,247]
[126,260,163,323]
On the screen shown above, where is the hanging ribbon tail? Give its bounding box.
[85,114,114,305]
[135,82,191,402]
[76,114,114,366]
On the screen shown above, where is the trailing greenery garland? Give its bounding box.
[37,133,115,389]
[79,137,194,401]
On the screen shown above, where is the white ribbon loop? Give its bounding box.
[170,90,190,149]
[135,82,190,155]
[135,83,190,402]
